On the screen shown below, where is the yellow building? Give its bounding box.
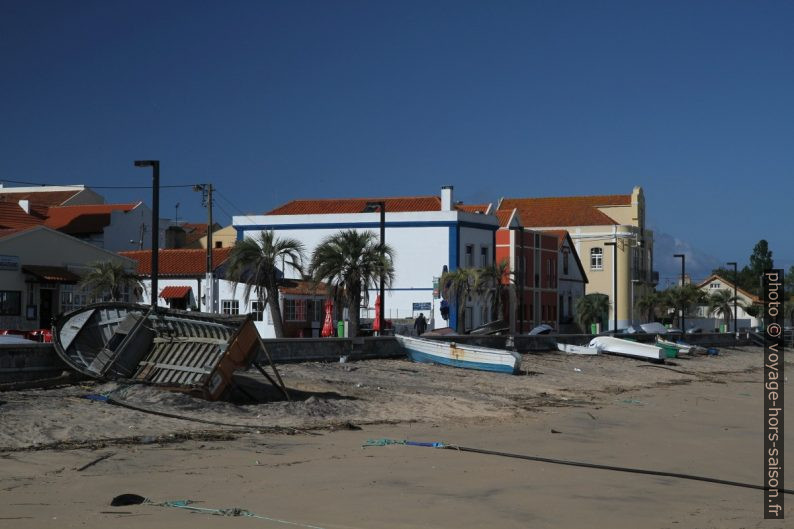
[498,187,655,330]
[186,224,237,249]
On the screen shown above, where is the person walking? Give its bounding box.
[414,313,427,336]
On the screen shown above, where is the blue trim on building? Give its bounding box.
[236,227,243,241]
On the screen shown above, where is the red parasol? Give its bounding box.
[372,295,381,332]
[321,299,334,337]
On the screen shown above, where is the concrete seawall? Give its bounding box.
[0,332,747,385]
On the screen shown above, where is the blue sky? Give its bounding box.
[1,0,791,280]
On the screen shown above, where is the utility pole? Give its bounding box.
[194,184,214,313]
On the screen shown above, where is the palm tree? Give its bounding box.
[441,267,478,333]
[309,230,395,337]
[707,289,737,329]
[79,261,144,302]
[225,230,306,338]
[662,285,706,329]
[635,290,665,323]
[575,293,610,333]
[473,259,510,322]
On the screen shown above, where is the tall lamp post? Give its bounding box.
[134,160,159,308]
[365,201,386,335]
[727,261,738,335]
[509,225,526,333]
[604,241,617,332]
[674,253,686,332]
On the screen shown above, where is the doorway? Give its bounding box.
[39,289,54,329]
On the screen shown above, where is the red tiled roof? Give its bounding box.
[0,189,83,207]
[455,203,491,214]
[159,286,192,299]
[119,247,233,276]
[499,194,631,227]
[495,209,515,228]
[44,203,138,234]
[0,202,45,230]
[266,196,444,215]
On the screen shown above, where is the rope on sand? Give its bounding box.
[147,499,327,529]
[363,438,794,495]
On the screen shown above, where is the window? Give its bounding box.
[0,291,21,316]
[465,245,474,267]
[222,300,239,315]
[590,248,603,270]
[480,246,489,267]
[563,250,569,275]
[309,299,324,322]
[710,282,721,289]
[59,284,92,314]
[250,300,264,321]
[284,299,307,321]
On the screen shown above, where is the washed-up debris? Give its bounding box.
[53,303,287,401]
[75,451,115,471]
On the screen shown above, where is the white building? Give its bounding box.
[233,186,500,337]
[694,274,762,331]
[0,226,135,331]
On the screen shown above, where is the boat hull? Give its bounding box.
[588,336,665,361]
[396,335,521,374]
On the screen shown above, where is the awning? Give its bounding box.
[22,265,81,283]
[159,286,192,299]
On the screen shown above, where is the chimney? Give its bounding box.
[441,186,453,211]
[165,226,187,249]
[18,200,30,214]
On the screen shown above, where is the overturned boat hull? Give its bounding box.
[53,303,264,400]
[396,335,521,374]
[588,336,665,362]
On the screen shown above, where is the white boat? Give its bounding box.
[588,336,665,361]
[395,335,521,374]
[557,342,600,355]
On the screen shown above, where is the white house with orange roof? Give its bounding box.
[693,273,762,331]
[233,186,500,335]
[498,187,655,330]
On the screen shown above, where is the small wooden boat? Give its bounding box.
[53,302,284,400]
[588,336,665,362]
[655,336,692,354]
[557,342,600,355]
[395,335,521,374]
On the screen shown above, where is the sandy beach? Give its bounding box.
[1,345,791,528]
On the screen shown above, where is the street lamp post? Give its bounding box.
[631,278,640,326]
[605,241,617,332]
[365,201,386,335]
[674,253,686,332]
[727,261,738,335]
[509,225,526,334]
[134,160,159,309]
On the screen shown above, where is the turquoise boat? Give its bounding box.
[395,335,522,374]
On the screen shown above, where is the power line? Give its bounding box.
[214,189,261,225]
[0,178,198,189]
